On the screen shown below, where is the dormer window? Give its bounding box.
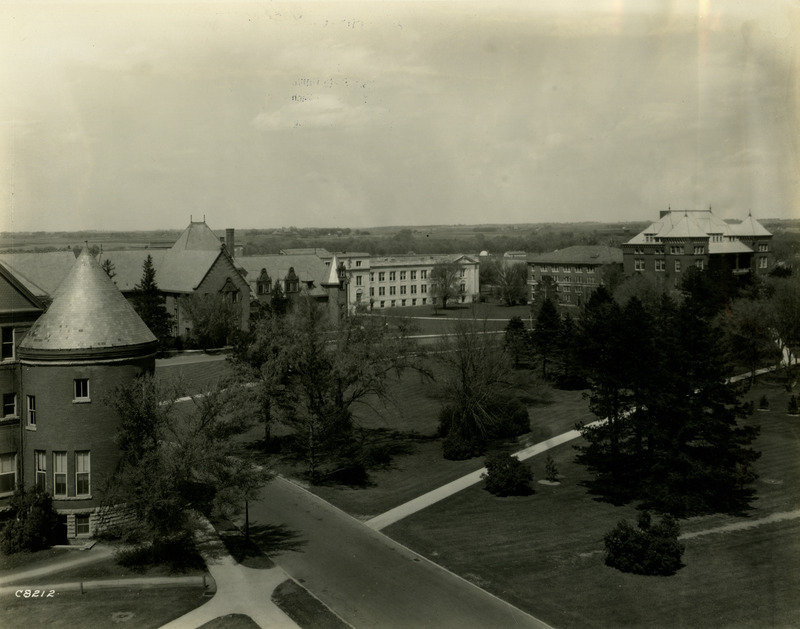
[1,328,13,361]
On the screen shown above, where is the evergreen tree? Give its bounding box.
[531,298,562,379]
[504,316,531,368]
[132,255,173,349]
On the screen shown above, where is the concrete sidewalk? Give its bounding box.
[159,516,300,629]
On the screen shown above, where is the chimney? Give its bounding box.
[226,228,235,256]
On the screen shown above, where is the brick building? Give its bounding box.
[621,208,774,286]
[527,246,623,308]
[13,248,157,538]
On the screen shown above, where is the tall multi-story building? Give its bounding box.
[527,246,623,308]
[621,208,773,286]
[1,249,158,539]
[330,253,480,310]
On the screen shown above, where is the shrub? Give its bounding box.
[482,451,533,496]
[492,397,531,438]
[604,511,684,576]
[788,395,799,415]
[545,454,559,482]
[442,432,486,460]
[759,394,769,410]
[1,486,60,554]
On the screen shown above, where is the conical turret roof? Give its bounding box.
[19,248,157,361]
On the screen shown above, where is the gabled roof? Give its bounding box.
[170,221,224,252]
[19,248,156,360]
[0,251,77,296]
[528,246,623,265]
[730,214,772,238]
[370,253,478,268]
[238,254,329,297]
[0,261,46,316]
[660,213,709,239]
[103,249,225,293]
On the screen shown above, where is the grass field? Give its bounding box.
[380,380,800,629]
[0,589,207,629]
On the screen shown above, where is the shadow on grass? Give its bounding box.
[272,579,351,629]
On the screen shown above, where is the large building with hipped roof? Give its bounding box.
[621,208,774,286]
[1,248,157,539]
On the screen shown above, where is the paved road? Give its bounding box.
[252,477,551,629]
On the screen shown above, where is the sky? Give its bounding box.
[1,1,799,232]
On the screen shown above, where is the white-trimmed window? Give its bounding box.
[399,271,406,280]
[758,243,768,252]
[35,450,46,490]
[693,246,705,255]
[655,259,666,272]
[2,393,16,418]
[759,257,768,269]
[695,260,704,270]
[74,379,90,402]
[389,271,396,281]
[1,327,13,360]
[355,260,362,267]
[400,286,406,295]
[389,286,396,295]
[0,453,16,495]
[421,284,427,293]
[378,272,385,282]
[75,514,91,535]
[634,259,645,272]
[378,287,385,296]
[420,270,427,279]
[675,260,681,272]
[53,452,67,497]
[410,285,417,294]
[355,275,362,286]
[27,395,36,426]
[410,271,417,280]
[75,451,90,496]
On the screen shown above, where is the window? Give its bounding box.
[422,298,427,304]
[459,283,465,293]
[369,287,374,297]
[459,269,465,278]
[75,452,90,496]
[389,271,396,281]
[401,299,406,306]
[74,379,90,402]
[75,514,91,535]
[587,267,594,274]
[380,301,385,308]
[759,257,768,269]
[655,259,666,272]
[670,245,683,255]
[695,260,704,270]
[1,327,13,360]
[412,299,417,305]
[693,245,705,255]
[35,451,46,490]
[389,286,396,295]
[758,243,768,252]
[399,271,406,280]
[378,287,385,296]
[421,284,427,293]
[378,272,385,282]
[53,452,67,497]
[370,272,375,282]
[27,395,36,426]
[410,271,417,280]
[391,300,396,307]
[355,275,362,286]
[634,259,645,272]
[3,393,16,418]
[0,453,16,494]
[410,285,417,294]
[420,270,427,279]
[674,260,681,272]
[355,260,362,267]
[400,286,406,295]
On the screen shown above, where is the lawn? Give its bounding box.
[0,589,207,629]
[375,301,534,336]
[382,378,800,629]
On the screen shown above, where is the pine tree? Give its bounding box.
[531,297,562,379]
[132,255,173,349]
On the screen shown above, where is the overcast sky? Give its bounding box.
[1,1,798,232]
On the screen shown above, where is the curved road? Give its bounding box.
[252,477,551,629]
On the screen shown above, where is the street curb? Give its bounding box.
[0,574,210,596]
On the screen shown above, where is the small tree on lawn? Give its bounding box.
[545,454,559,483]
[505,316,531,369]
[482,451,533,496]
[788,395,799,416]
[532,298,562,379]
